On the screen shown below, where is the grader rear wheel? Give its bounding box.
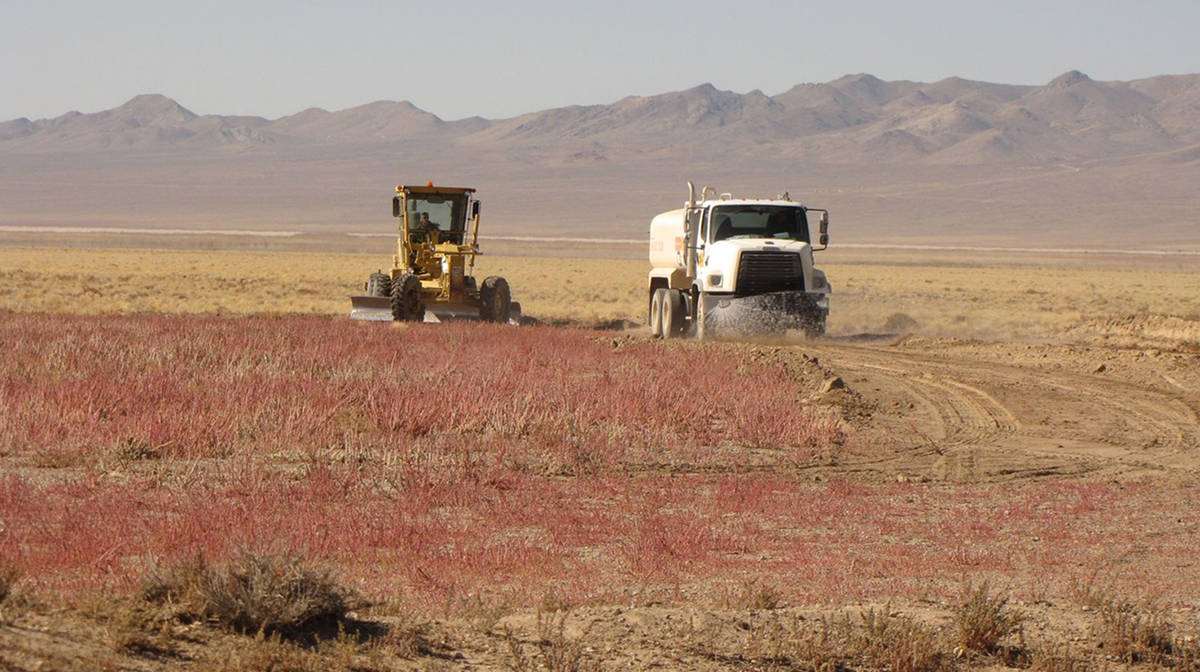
[365,272,391,298]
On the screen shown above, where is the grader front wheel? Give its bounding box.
[390,273,425,322]
[479,276,511,323]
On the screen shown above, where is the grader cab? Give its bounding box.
[349,184,518,323]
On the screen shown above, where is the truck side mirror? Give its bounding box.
[392,197,400,218]
[820,212,829,235]
[820,233,829,246]
[472,201,481,217]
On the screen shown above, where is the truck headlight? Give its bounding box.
[707,274,723,287]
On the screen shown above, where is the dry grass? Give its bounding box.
[1097,598,1175,666]
[505,611,600,672]
[0,246,644,325]
[710,608,953,672]
[2,245,1198,343]
[143,552,365,637]
[0,563,26,625]
[191,630,392,672]
[78,553,407,671]
[953,581,1023,654]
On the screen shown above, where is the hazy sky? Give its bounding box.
[2,0,1198,122]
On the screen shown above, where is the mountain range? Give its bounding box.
[2,71,1199,248]
[4,71,1200,164]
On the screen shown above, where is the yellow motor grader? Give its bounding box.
[349,184,519,323]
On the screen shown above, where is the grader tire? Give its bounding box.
[479,276,511,323]
[390,273,424,322]
[365,272,391,298]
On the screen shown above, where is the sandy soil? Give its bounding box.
[806,333,1200,483]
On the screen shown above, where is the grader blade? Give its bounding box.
[348,295,393,322]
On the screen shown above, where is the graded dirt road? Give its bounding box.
[800,335,1200,484]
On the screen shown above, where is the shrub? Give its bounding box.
[145,552,364,637]
[953,581,1022,653]
[854,608,952,672]
[141,554,210,621]
[0,564,20,604]
[753,609,951,672]
[506,611,600,672]
[0,563,25,624]
[1097,597,1174,665]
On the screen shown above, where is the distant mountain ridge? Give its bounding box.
[3,71,1200,164]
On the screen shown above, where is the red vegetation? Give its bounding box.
[1,315,1196,612]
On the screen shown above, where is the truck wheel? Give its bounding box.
[390,273,424,322]
[662,289,685,339]
[365,272,391,298]
[649,288,666,338]
[479,276,511,323]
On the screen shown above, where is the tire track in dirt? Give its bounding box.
[802,339,1200,481]
[852,361,1015,449]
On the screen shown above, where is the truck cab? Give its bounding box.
[648,184,831,339]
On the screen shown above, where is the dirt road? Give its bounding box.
[801,335,1200,484]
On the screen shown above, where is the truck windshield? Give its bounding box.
[406,193,468,242]
[710,205,809,243]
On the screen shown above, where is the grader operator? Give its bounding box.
[349,184,519,323]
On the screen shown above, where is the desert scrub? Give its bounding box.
[1097,597,1176,666]
[728,609,953,672]
[505,610,601,672]
[144,552,364,637]
[953,581,1023,654]
[0,563,25,624]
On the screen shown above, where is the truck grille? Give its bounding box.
[735,251,804,295]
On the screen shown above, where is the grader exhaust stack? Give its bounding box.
[348,184,520,324]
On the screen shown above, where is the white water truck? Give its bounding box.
[647,182,831,339]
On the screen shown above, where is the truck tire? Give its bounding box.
[365,272,391,298]
[649,288,666,338]
[695,295,709,341]
[390,273,424,322]
[662,289,686,339]
[479,276,511,323]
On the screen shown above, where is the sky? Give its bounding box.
[2,0,1198,122]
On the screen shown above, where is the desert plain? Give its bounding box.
[2,70,1200,671]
